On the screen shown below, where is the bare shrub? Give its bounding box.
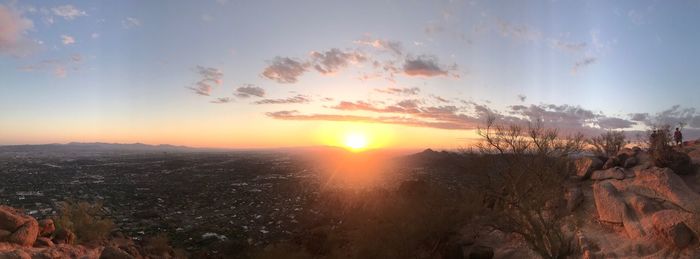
[475,116,584,259]
[54,200,114,244]
[648,125,692,174]
[588,130,627,157]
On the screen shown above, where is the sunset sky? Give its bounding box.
[2,0,700,149]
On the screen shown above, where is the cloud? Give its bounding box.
[61,35,75,45]
[51,5,86,20]
[310,48,366,75]
[262,57,308,84]
[0,4,37,56]
[210,97,233,104]
[549,39,587,53]
[235,84,265,98]
[403,55,450,77]
[91,33,99,39]
[597,117,636,129]
[17,55,82,78]
[354,38,403,55]
[431,95,450,103]
[495,19,541,42]
[629,113,649,122]
[254,94,310,104]
[375,87,420,95]
[571,57,597,74]
[187,66,223,96]
[265,110,480,130]
[517,94,527,102]
[651,105,700,128]
[122,17,141,28]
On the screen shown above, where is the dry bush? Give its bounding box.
[648,125,692,174]
[143,233,174,257]
[54,200,114,244]
[589,130,627,157]
[475,117,584,259]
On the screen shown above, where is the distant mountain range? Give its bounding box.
[0,142,202,154]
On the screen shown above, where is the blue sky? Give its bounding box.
[2,0,700,148]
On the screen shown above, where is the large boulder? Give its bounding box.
[602,157,619,170]
[590,167,626,181]
[610,167,700,213]
[623,157,638,169]
[574,157,603,179]
[593,182,627,223]
[0,206,39,247]
[651,210,696,249]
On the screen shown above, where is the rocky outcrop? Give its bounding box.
[593,182,627,223]
[590,167,626,180]
[575,157,603,179]
[0,206,39,247]
[609,167,700,213]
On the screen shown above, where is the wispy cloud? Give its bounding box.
[310,48,366,75]
[374,87,420,96]
[254,94,310,104]
[235,84,265,98]
[51,5,86,20]
[353,37,403,55]
[61,35,75,45]
[187,66,224,96]
[403,55,452,77]
[210,97,233,104]
[262,57,308,84]
[0,4,37,57]
[571,57,597,74]
[122,17,141,28]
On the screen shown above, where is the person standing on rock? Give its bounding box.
[650,130,658,150]
[674,128,683,147]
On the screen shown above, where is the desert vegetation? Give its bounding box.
[54,200,114,244]
[474,117,585,259]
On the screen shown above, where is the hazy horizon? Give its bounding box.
[3,0,700,150]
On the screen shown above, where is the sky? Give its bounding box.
[1,0,700,149]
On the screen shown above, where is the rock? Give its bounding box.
[610,167,700,213]
[623,157,638,169]
[0,206,38,247]
[590,167,626,180]
[33,237,54,248]
[467,245,493,259]
[593,182,627,223]
[626,195,659,216]
[100,246,135,259]
[575,157,603,179]
[565,187,583,212]
[52,228,76,245]
[0,230,11,241]
[0,249,31,259]
[7,220,38,248]
[38,219,55,237]
[602,157,619,170]
[651,210,695,248]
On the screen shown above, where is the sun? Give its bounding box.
[344,133,368,151]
